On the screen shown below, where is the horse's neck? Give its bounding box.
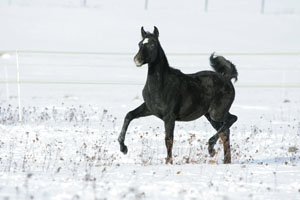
[146,47,169,86]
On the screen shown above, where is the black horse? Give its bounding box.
[118,27,238,164]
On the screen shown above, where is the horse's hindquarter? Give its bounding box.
[177,70,235,121]
[191,71,236,115]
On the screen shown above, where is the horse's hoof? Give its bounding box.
[120,145,128,154]
[165,157,173,164]
[208,148,216,157]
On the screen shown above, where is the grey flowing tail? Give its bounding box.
[210,53,238,82]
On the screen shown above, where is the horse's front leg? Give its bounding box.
[118,103,151,154]
[164,115,175,164]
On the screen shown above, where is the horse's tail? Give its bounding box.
[210,53,238,82]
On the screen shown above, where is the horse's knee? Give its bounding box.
[229,114,238,124]
[125,111,134,121]
[165,133,174,145]
[225,114,237,129]
[210,111,237,124]
[209,110,225,122]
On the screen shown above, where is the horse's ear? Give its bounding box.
[141,27,146,38]
[153,26,159,38]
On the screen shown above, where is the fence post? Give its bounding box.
[261,0,265,14]
[205,0,209,12]
[16,50,22,122]
[145,0,148,10]
[82,0,87,7]
[4,65,10,101]
[1,53,11,101]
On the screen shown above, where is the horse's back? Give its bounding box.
[188,70,222,81]
[189,70,234,92]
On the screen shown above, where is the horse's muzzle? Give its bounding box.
[134,51,144,67]
[134,56,143,67]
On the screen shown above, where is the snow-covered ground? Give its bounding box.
[0,1,300,199]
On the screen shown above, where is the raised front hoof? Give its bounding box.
[208,147,216,157]
[165,157,173,164]
[120,145,128,155]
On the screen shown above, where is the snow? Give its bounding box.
[0,0,300,200]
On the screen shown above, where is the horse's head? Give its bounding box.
[134,26,160,67]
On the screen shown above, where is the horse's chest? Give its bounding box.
[142,86,169,117]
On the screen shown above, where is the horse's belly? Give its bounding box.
[177,109,207,121]
[176,95,210,121]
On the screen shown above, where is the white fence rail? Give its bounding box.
[1,0,300,14]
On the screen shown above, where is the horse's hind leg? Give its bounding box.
[219,129,231,164]
[205,113,225,157]
[218,113,237,133]
[218,113,237,163]
[118,103,151,154]
[209,110,237,164]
